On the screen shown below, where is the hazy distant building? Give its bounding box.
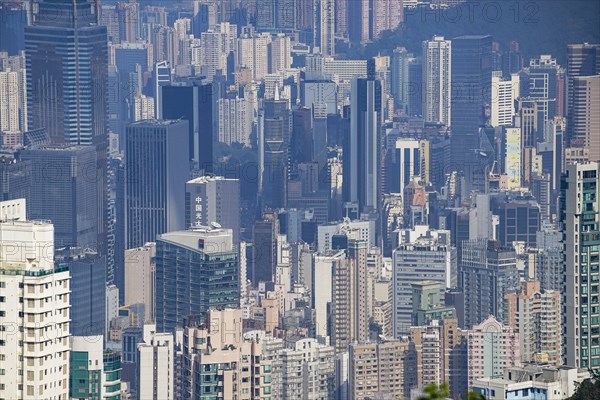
[422,36,451,126]
[252,212,279,285]
[125,120,189,249]
[491,72,519,127]
[124,243,155,323]
[571,75,600,161]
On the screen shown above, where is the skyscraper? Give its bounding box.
[566,43,600,129]
[155,227,240,333]
[391,47,411,112]
[20,145,99,250]
[450,35,493,173]
[422,36,452,126]
[125,120,189,249]
[314,0,335,56]
[161,80,216,172]
[259,94,291,210]
[252,212,280,285]
[571,75,600,161]
[491,72,519,127]
[0,199,71,400]
[560,161,600,371]
[185,176,241,243]
[344,72,382,214]
[25,0,108,145]
[348,0,370,43]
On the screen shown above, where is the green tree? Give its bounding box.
[418,384,450,400]
[566,377,600,400]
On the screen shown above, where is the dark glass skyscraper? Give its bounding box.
[161,80,216,173]
[344,75,382,215]
[125,120,190,249]
[25,0,108,145]
[450,35,493,173]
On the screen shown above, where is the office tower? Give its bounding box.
[185,176,241,243]
[560,161,600,370]
[348,340,411,400]
[20,145,99,249]
[314,0,335,56]
[0,199,70,400]
[181,309,274,399]
[407,57,423,117]
[331,239,369,352]
[566,44,600,126]
[25,0,108,145]
[571,75,600,161]
[392,227,457,336]
[280,339,335,399]
[343,74,382,214]
[155,227,239,332]
[450,35,493,172]
[491,72,519,127]
[259,95,291,210]
[393,138,421,193]
[492,195,541,247]
[67,252,107,336]
[372,0,403,38]
[124,243,155,322]
[161,80,216,172]
[348,0,370,43]
[411,281,456,327]
[521,55,561,137]
[467,316,521,389]
[0,153,30,201]
[125,120,188,249]
[460,239,520,328]
[505,280,562,365]
[391,48,412,112]
[138,324,175,400]
[0,2,27,55]
[70,337,124,399]
[252,212,279,284]
[422,36,451,126]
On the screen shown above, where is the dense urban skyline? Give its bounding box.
[0,0,599,399]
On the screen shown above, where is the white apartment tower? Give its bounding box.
[0,199,70,400]
[138,324,175,400]
[491,71,520,127]
[422,36,451,126]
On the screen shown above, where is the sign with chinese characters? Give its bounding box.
[195,196,203,227]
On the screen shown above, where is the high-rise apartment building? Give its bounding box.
[0,199,70,400]
[124,243,155,323]
[467,316,521,389]
[571,75,600,161]
[185,176,241,243]
[125,120,189,249]
[344,73,382,214]
[372,0,403,39]
[315,0,335,56]
[138,324,176,400]
[181,309,274,399]
[392,226,457,336]
[25,0,108,145]
[155,227,239,333]
[460,239,520,328]
[422,36,451,126]
[280,338,335,399]
[0,69,22,134]
[331,239,369,352]
[560,161,600,371]
[505,280,562,365]
[348,340,412,400]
